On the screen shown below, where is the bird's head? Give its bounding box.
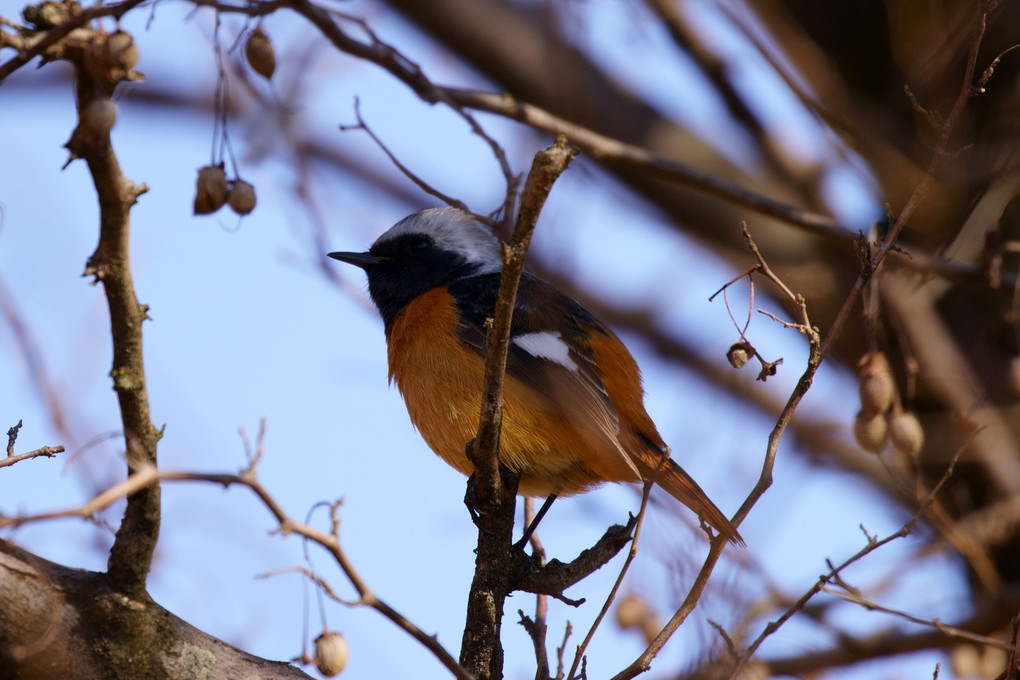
[328,208,502,324]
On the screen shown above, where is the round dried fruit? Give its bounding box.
[857,352,895,415]
[245,26,276,79]
[727,341,754,369]
[193,165,228,215]
[853,409,888,454]
[227,180,257,216]
[81,97,117,135]
[888,411,924,457]
[615,593,660,644]
[105,30,138,71]
[314,631,349,677]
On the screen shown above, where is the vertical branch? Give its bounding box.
[460,135,578,680]
[67,23,158,598]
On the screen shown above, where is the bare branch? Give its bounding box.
[567,484,652,679]
[728,444,967,679]
[0,444,65,469]
[461,135,578,680]
[761,588,1020,677]
[340,99,476,218]
[10,8,165,598]
[518,518,635,606]
[2,419,64,470]
[822,584,1013,651]
[610,228,821,680]
[0,464,470,680]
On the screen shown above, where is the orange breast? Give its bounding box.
[386,288,638,497]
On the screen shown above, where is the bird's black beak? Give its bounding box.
[327,251,383,269]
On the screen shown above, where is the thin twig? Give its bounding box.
[819,4,994,359]
[469,135,579,489]
[258,565,361,608]
[522,498,551,680]
[567,480,653,680]
[341,98,477,219]
[821,584,1012,651]
[5,420,21,457]
[762,587,1020,677]
[612,227,820,680]
[727,444,966,679]
[0,445,65,469]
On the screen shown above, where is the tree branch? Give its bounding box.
[11,2,162,599]
[611,227,821,680]
[0,538,312,680]
[0,463,471,680]
[516,518,635,603]
[760,587,1020,677]
[460,135,577,680]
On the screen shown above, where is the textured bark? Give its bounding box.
[0,539,310,680]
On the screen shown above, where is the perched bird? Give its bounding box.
[329,208,742,545]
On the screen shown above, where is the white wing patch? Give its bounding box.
[513,332,580,373]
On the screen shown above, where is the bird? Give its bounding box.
[329,207,743,545]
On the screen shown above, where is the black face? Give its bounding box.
[359,233,485,328]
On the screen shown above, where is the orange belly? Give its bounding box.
[385,288,640,497]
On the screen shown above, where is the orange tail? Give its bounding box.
[634,453,744,546]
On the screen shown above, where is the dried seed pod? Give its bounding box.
[853,409,888,454]
[105,30,138,71]
[227,180,257,216]
[888,411,924,457]
[23,2,70,29]
[615,594,661,644]
[727,341,754,369]
[193,165,228,215]
[314,631,349,677]
[245,26,276,79]
[980,647,1008,679]
[857,352,895,416]
[81,97,117,135]
[949,644,981,680]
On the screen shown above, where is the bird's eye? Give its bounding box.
[410,236,431,252]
